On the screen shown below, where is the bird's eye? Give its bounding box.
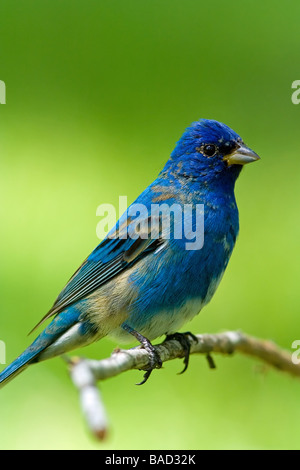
[202,144,217,157]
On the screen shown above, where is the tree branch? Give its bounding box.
[68,331,299,439]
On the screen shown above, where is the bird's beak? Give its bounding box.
[224,144,260,166]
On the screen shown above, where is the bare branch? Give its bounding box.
[68,331,299,439]
[70,357,108,439]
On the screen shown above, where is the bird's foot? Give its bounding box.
[165,331,198,374]
[136,338,162,385]
[121,323,162,385]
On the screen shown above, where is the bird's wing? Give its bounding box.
[30,215,163,333]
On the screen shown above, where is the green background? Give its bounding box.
[1,0,300,450]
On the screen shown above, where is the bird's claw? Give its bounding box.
[136,341,162,386]
[121,323,162,385]
[165,331,198,374]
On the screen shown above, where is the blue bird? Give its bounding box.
[0,119,260,387]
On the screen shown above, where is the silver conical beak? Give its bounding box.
[224,144,260,166]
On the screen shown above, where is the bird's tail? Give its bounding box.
[0,306,94,388]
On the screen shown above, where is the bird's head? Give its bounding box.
[166,119,260,187]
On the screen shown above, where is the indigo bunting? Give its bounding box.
[0,119,260,387]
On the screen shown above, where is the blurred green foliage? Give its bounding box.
[1,0,300,450]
